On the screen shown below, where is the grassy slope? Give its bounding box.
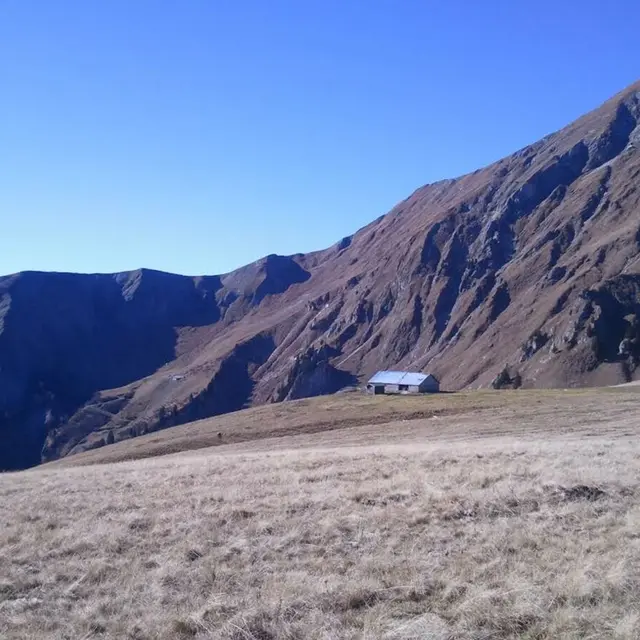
[47,387,631,467]
[2,388,640,639]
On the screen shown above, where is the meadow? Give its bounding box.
[2,388,639,639]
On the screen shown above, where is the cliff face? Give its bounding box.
[2,81,640,469]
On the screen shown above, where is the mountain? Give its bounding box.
[2,81,640,470]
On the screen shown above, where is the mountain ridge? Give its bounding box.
[2,79,640,470]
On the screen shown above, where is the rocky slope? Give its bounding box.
[2,80,640,469]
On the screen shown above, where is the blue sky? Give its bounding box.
[1,1,638,276]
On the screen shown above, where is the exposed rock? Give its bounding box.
[252,255,311,304]
[171,333,276,424]
[310,303,342,332]
[521,330,550,362]
[335,236,353,252]
[491,367,522,390]
[585,103,637,171]
[272,345,355,402]
[582,276,640,363]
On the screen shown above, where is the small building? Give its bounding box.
[366,371,440,395]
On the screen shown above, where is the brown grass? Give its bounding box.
[2,389,640,638]
[49,387,636,467]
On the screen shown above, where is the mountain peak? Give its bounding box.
[2,81,640,470]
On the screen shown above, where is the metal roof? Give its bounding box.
[367,371,434,386]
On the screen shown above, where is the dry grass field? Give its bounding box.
[2,388,640,639]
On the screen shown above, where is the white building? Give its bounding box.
[366,371,440,395]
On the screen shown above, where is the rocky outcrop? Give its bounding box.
[521,330,550,362]
[170,333,277,424]
[585,102,638,171]
[272,345,356,402]
[491,367,522,390]
[252,255,311,304]
[579,276,640,375]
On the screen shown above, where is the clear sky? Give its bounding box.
[1,1,638,276]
